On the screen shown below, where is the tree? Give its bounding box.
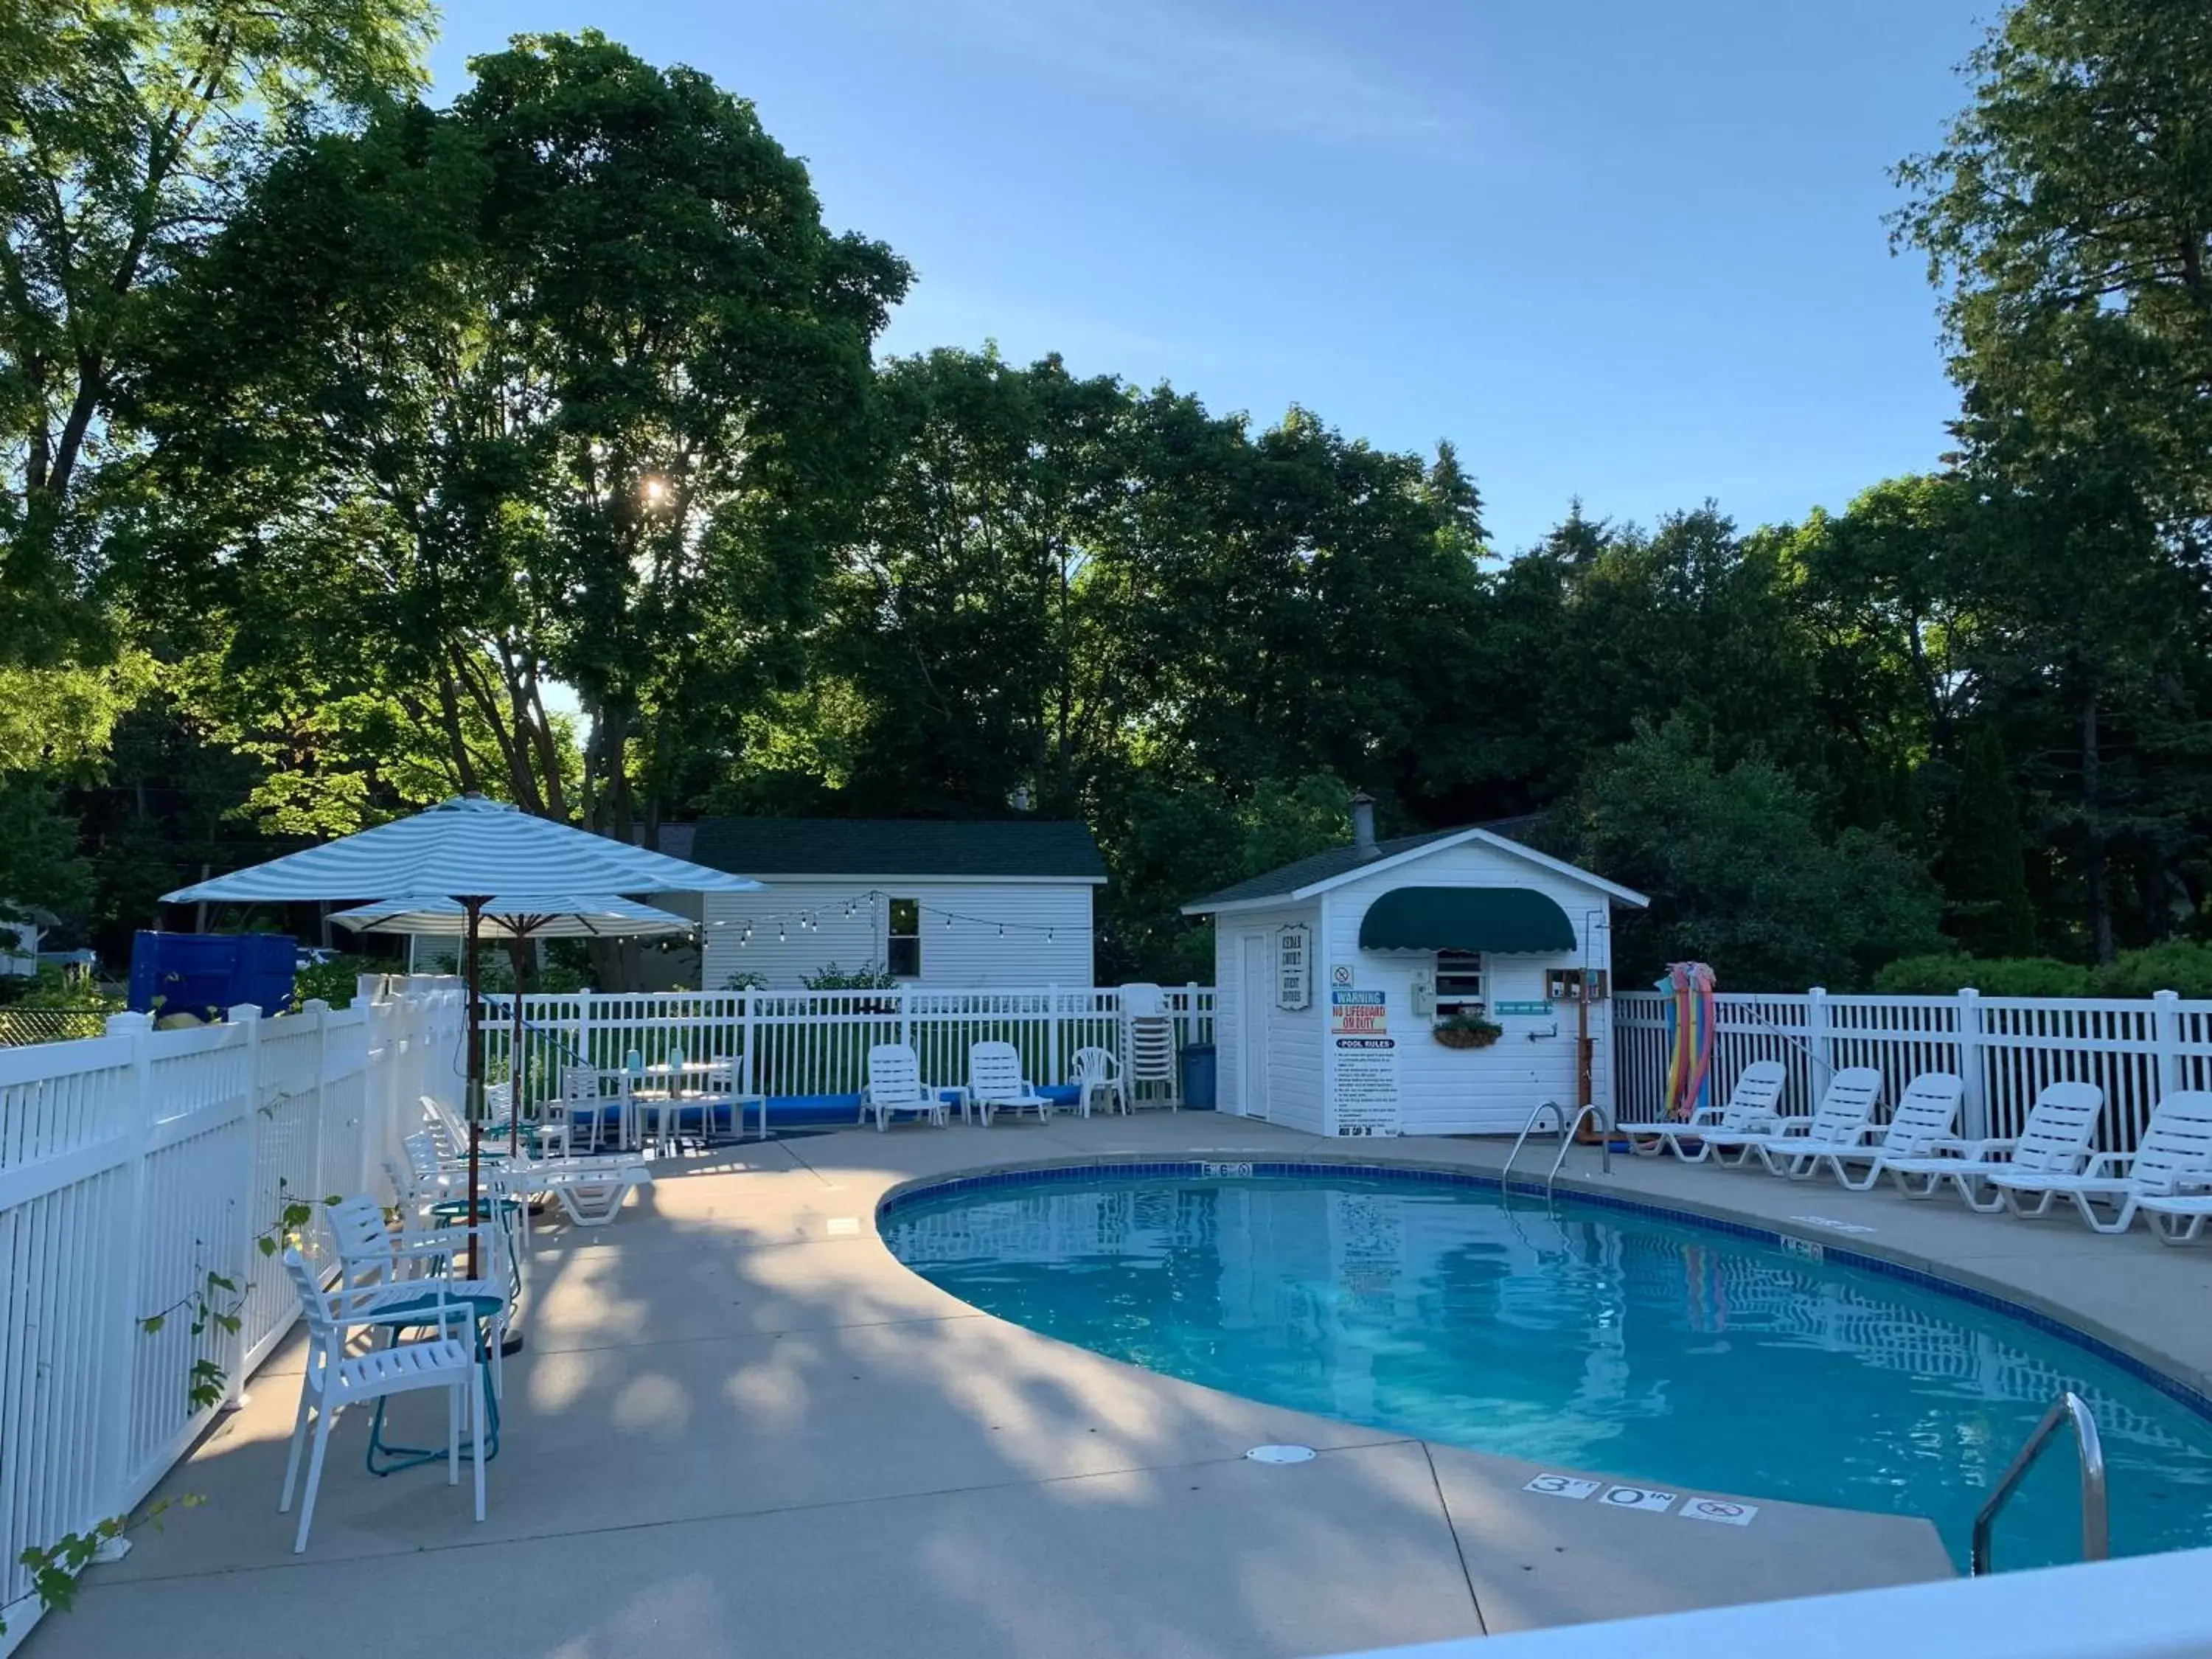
[1944,721,2039,956]
[1548,717,1946,990]
[1894,0,2212,552]
[0,0,431,659]
[141,33,911,842]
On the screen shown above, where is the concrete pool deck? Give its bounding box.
[27,1112,2210,1658]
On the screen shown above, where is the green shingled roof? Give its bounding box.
[1180,814,1570,911]
[689,818,1106,881]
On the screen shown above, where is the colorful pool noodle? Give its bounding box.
[1663,962,1717,1122]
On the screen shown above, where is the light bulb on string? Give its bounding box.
[778,926,787,943]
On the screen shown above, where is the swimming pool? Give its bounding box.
[881,1166,2212,1571]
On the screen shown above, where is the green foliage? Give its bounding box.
[1873,953,2093,997]
[2090,942,2212,1000]
[0,0,432,658]
[0,965,123,1013]
[1874,942,2212,999]
[800,961,898,990]
[1944,723,2038,956]
[1551,718,1946,991]
[1893,0,2212,542]
[291,954,376,1010]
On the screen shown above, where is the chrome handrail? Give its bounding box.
[1546,1105,1613,1195]
[1971,1391,2107,1575]
[1502,1100,1567,1185]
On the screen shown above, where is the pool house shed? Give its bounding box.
[1182,800,1648,1137]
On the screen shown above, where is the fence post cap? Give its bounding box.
[104,1010,154,1035]
[228,1002,263,1024]
[2153,987,2181,1003]
[301,997,330,1015]
[1957,985,1981,999]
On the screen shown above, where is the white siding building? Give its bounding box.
[688,818,1105,990]
[1183,800,1647,1137]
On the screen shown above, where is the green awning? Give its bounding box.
[1357,886,1577,954]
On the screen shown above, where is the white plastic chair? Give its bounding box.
[560,1064,608,1155]
[330,1193,512,1398]
[1618,1061,1787,1162]
[861,1043,947,1130]
[1877,1080,2106,1208]
[1737,1068,1885,1178]
[1068,1046,1124,1118]
[278,1249,484,1554]
[1988,1090,2212,1231]
[971,1040,1049,1125]
[1124,1018,1180,1112]
[1807,1073,1965,1189]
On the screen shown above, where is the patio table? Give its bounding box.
[605,1062,768,1148]
[361,1285,508,1475]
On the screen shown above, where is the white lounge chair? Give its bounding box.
[1618,1060,1787,1163]
[861,1043,948,1130]
[1987,1091,2212,1232]
[1806,1073,1966,1189]
[971,1040,1051,1124]
[1739,1068,1885,1178]
[1874,1080,2105,1208]
[2136,1192,2212,1245]
[278,1248,484,1554]
[1068,1045,1125,1117]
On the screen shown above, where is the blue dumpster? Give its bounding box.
[129,931,296,1019]
[1179,1043,1218,1110]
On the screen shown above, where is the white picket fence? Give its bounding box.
[480,985,1217,1107]
[0,978,465,1654]
[1615,987,2212,1152]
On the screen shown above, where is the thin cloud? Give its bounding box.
[883,0,1471,155]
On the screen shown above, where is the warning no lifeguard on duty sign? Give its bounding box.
[1523,1474,1759,1526]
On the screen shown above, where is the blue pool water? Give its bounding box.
[882,1172,2212,1570]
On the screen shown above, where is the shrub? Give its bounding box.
[1872,953,2092,997]
[801,961,898,990]
[2091,942,2212,1000]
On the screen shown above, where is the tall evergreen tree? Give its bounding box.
[1944,721,2037,957]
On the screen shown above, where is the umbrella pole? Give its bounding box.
[462,897,487,1281]
[507,933,529,1158]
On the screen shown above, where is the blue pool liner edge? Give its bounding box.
[876,1158,2212,1425]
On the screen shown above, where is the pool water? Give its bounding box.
[882,1173,2212,1570]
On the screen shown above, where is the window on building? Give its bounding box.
[1435,950,1484,1016]
[886,897,921,978]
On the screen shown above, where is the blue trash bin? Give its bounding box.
[1179,1043,1217,1110]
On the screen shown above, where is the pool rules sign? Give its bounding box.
[1329,987,1402,1137]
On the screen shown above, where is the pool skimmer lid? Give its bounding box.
[1246,1444,1317,1464]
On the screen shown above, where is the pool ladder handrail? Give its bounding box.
[1501,1100,1567,1186]
[1544,1105,1612,1195]
[1970,1391,2107,1576]
[1501,1100,1612,1196]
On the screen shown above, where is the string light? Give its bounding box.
[703,888,1070,940]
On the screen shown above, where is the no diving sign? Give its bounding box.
[1681,1497,1759,1526]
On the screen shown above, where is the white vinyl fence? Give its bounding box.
[481,985,1216,1106]
[1615,987,2212,1152]
[0,978,465,1654]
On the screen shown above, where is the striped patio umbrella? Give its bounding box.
[331,894,698,1155]
[164,796,762,1286]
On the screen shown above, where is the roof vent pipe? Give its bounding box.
[1350,792,1379,858]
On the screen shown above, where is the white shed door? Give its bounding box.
[1239,934,1270,1119]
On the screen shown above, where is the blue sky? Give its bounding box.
[430,1,1993,553]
